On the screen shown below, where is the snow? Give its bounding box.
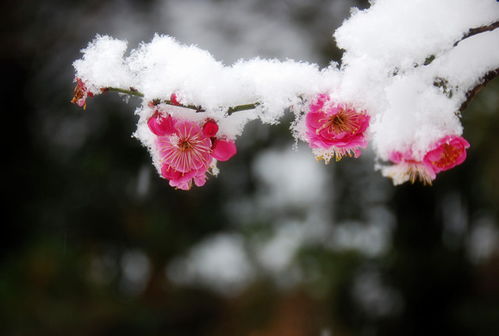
[431,29,499,92]
[333,0,499,160]
[73,35,131,93]
[335,0,499,70]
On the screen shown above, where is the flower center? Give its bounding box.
[319,109,359,134]
[431,143,461,168]
[178,140,192,152]
[329,114,350,132]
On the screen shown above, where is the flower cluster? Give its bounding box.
[147,109,237,190]
[71,81,472,189]
[382,135,470,185]
[305,94,370,163]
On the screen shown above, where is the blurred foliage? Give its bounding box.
[2,0,498,335]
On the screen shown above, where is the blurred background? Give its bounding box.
[2,0,499,335]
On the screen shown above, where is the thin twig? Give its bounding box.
[459,68,499,112]
[424,22,499,67]
[106,87,144,97]
[227,102,260,115]
[426,21,499,108]
[454,21,499,46]
[105,87,259,114]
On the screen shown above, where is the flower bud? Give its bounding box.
[203,119,219,137]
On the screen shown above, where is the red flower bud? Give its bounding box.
[202,119,219,137]
[170,93,180,106]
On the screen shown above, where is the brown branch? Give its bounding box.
[105,87,259,114]
[459,68,499,112]
[106,87,144,97]
[423,21,499,67]
[454,21,499,46]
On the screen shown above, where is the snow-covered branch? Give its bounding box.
[104,86,260,115]
[459,68,499,112]
[457,20,499,46]
[71,0,499,190]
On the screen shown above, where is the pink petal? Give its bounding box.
[212,139,237,161]
[148,113,175,136]
[389,151,404,163]
[160,164,181,180]
[305,112,324,130]
[193,171,207,187]
[309,94,329,113]
[170,93,180,105]
[170,179,191,190]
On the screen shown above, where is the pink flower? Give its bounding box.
[159,119,211,171]
[157,120,212,190]
[423,135,470,174]
[148,111,175,136]
[71,78,94,109]
[151,115,238,190]
[384,135,470,185]
[385,150,436,185]
[305,94,370,162]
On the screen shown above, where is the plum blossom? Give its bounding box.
[71,78,94,109]
[382,135,470,185]
[305,94,370,163]
[149,114,237,190]
[423,135,470,174]
[382,150,436,185]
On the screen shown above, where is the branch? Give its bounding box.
[427,21,498,105]
[454,21,499,46]
[424,22,499,67]
[106,87,144,97]
[105,87,259,114]
[459,68,499,112]
[227,102,260,115]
